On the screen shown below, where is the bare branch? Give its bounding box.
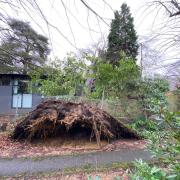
[60,0,77,48]
[80,0,109,27]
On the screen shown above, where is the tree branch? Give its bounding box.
[80,0,109,27]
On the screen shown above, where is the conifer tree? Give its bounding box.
[0,19,49,74]
[107,3,138,65]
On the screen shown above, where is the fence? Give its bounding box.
[44,95,143,121]
[1,92,178,121]
[43,92,180,121]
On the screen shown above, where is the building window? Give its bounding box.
[12,79,32,108]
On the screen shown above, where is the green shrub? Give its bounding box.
[130,111,180,180]
[131,159,166,180]
[130,116,158,131]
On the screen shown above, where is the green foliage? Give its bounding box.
[107,3,138,65]
[30,55,86,96]
[31,65,66,96]
[130,117,158,132]
[90,62,114,98]
[139,78,169,117]
[131,159,166,180]
[130,111,180,180]
[89,56,140,99]
[148,111,180,155]
[162,111,180,132]
[0,19,49,74]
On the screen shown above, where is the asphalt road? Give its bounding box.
[0,149,151,176]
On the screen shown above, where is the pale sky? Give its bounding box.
[0,0,179,77]
[1,0,152,58]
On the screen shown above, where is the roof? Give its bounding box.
[0,73,47,79]
[0,73,30,79]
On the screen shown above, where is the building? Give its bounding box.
[0,73,42,116]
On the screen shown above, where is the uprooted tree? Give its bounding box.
[12,100,140,146]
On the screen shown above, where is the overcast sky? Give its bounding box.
[1,0,179,78]
[1,0,154,58]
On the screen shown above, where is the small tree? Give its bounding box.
[31,55,87,96]
[90,55,140,99]
[0,19,49,74]
[107,3,138,65]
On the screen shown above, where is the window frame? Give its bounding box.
[11,79,33,109]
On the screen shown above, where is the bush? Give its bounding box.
[130,111,180,180]
[140,78,169,118]
[130,116,158,131]
[131,159,166,180]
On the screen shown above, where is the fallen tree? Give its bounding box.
[12,100,140,146]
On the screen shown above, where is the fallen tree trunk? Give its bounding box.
[12,100,140,145]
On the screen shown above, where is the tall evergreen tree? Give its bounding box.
[0,19,49,74]
[107,3,138,65]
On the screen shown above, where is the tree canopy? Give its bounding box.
[30,55,87,96]
[0,19,49,74]
[89,55,140,99]
[107,3,138,65]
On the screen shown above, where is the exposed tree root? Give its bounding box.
[12,100,140,146]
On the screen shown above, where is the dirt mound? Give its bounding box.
[12,100,140,146]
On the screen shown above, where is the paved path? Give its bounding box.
[0,149,151,176]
